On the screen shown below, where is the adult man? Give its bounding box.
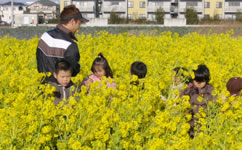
[36,5,88,80]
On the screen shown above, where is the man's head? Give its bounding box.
[54,60,72,87]
[130,61,147,79]
[60,5,88,34]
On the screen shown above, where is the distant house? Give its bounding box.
[27,0,60,22]
[0,2,26,23]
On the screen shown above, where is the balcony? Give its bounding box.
[78,6,95,12]
[224,6,241,12]
[171,0,178,3]
[180,7,203,13]
[147,6,170,12]
[102,5,126,12]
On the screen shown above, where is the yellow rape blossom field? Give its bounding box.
[0,31,241,149]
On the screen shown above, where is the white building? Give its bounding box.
[0,2,26,24]
[147,0,204,21]
[224,0,242,19]
[27,0,60,21]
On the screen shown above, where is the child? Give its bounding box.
[80,53,115,89]
[180,64,215,138]
[162,67,192,101]
[130,61,147,87]
[226,77,242,96]
[47,60,77,105]
[172,67,192,87]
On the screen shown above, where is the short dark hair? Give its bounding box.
[91,53,113,78]
[131,61,147,79]
[60,5,81,24]
[55,60,72,74]
[193,64,210,83]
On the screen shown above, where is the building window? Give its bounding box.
[18,6,23,11]
[128,1,133,8]
[75,2,80,6]
[34,6,39,10]
[139,14,145,19]
[128,14,133,19]
[140,2,145,8]
[204,14,210,19]
[82,13,87,18]
[64,1,70,6]
[151,14,156,20]
[187,2,198,7]
[216,14,223,19]
[205,2,210,8]
[148,2,155,6]
[148,2,163,6]
[156,2,163,6]
[111,1,119,5]
[229,2,240,6]
[78,2,88,6]
[216,2,222,8]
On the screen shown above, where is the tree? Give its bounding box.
[185,8,199,24]
[236,11,242,22]
[155,8,165,24]
[109,12,120,24]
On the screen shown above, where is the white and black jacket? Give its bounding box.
[36,24,80,77]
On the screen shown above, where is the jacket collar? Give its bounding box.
[57,24,78,41]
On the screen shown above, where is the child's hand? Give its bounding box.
[84,78,93,86]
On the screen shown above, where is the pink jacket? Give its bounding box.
[81,74,116,88]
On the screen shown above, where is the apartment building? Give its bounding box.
[224,0,242,19]
[204,0,224,19]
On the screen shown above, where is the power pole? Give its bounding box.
[11,0,14,28]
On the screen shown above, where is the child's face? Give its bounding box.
[54,70,72,87]
[93,65,105,79]
[193,80,206,89]
[172,76,182,85]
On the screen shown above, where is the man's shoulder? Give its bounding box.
[38,29,74,51]
[41,28,73,43]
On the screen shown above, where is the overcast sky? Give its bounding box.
[0,0,59,4]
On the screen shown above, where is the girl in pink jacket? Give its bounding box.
[80,53,116,89]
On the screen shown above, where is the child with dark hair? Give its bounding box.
[161,67,192,101]
[130,61,147,87]
[47,59,77,105]
[173,67,192,85]
[180,64,215,138]
[80,53,115,88]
